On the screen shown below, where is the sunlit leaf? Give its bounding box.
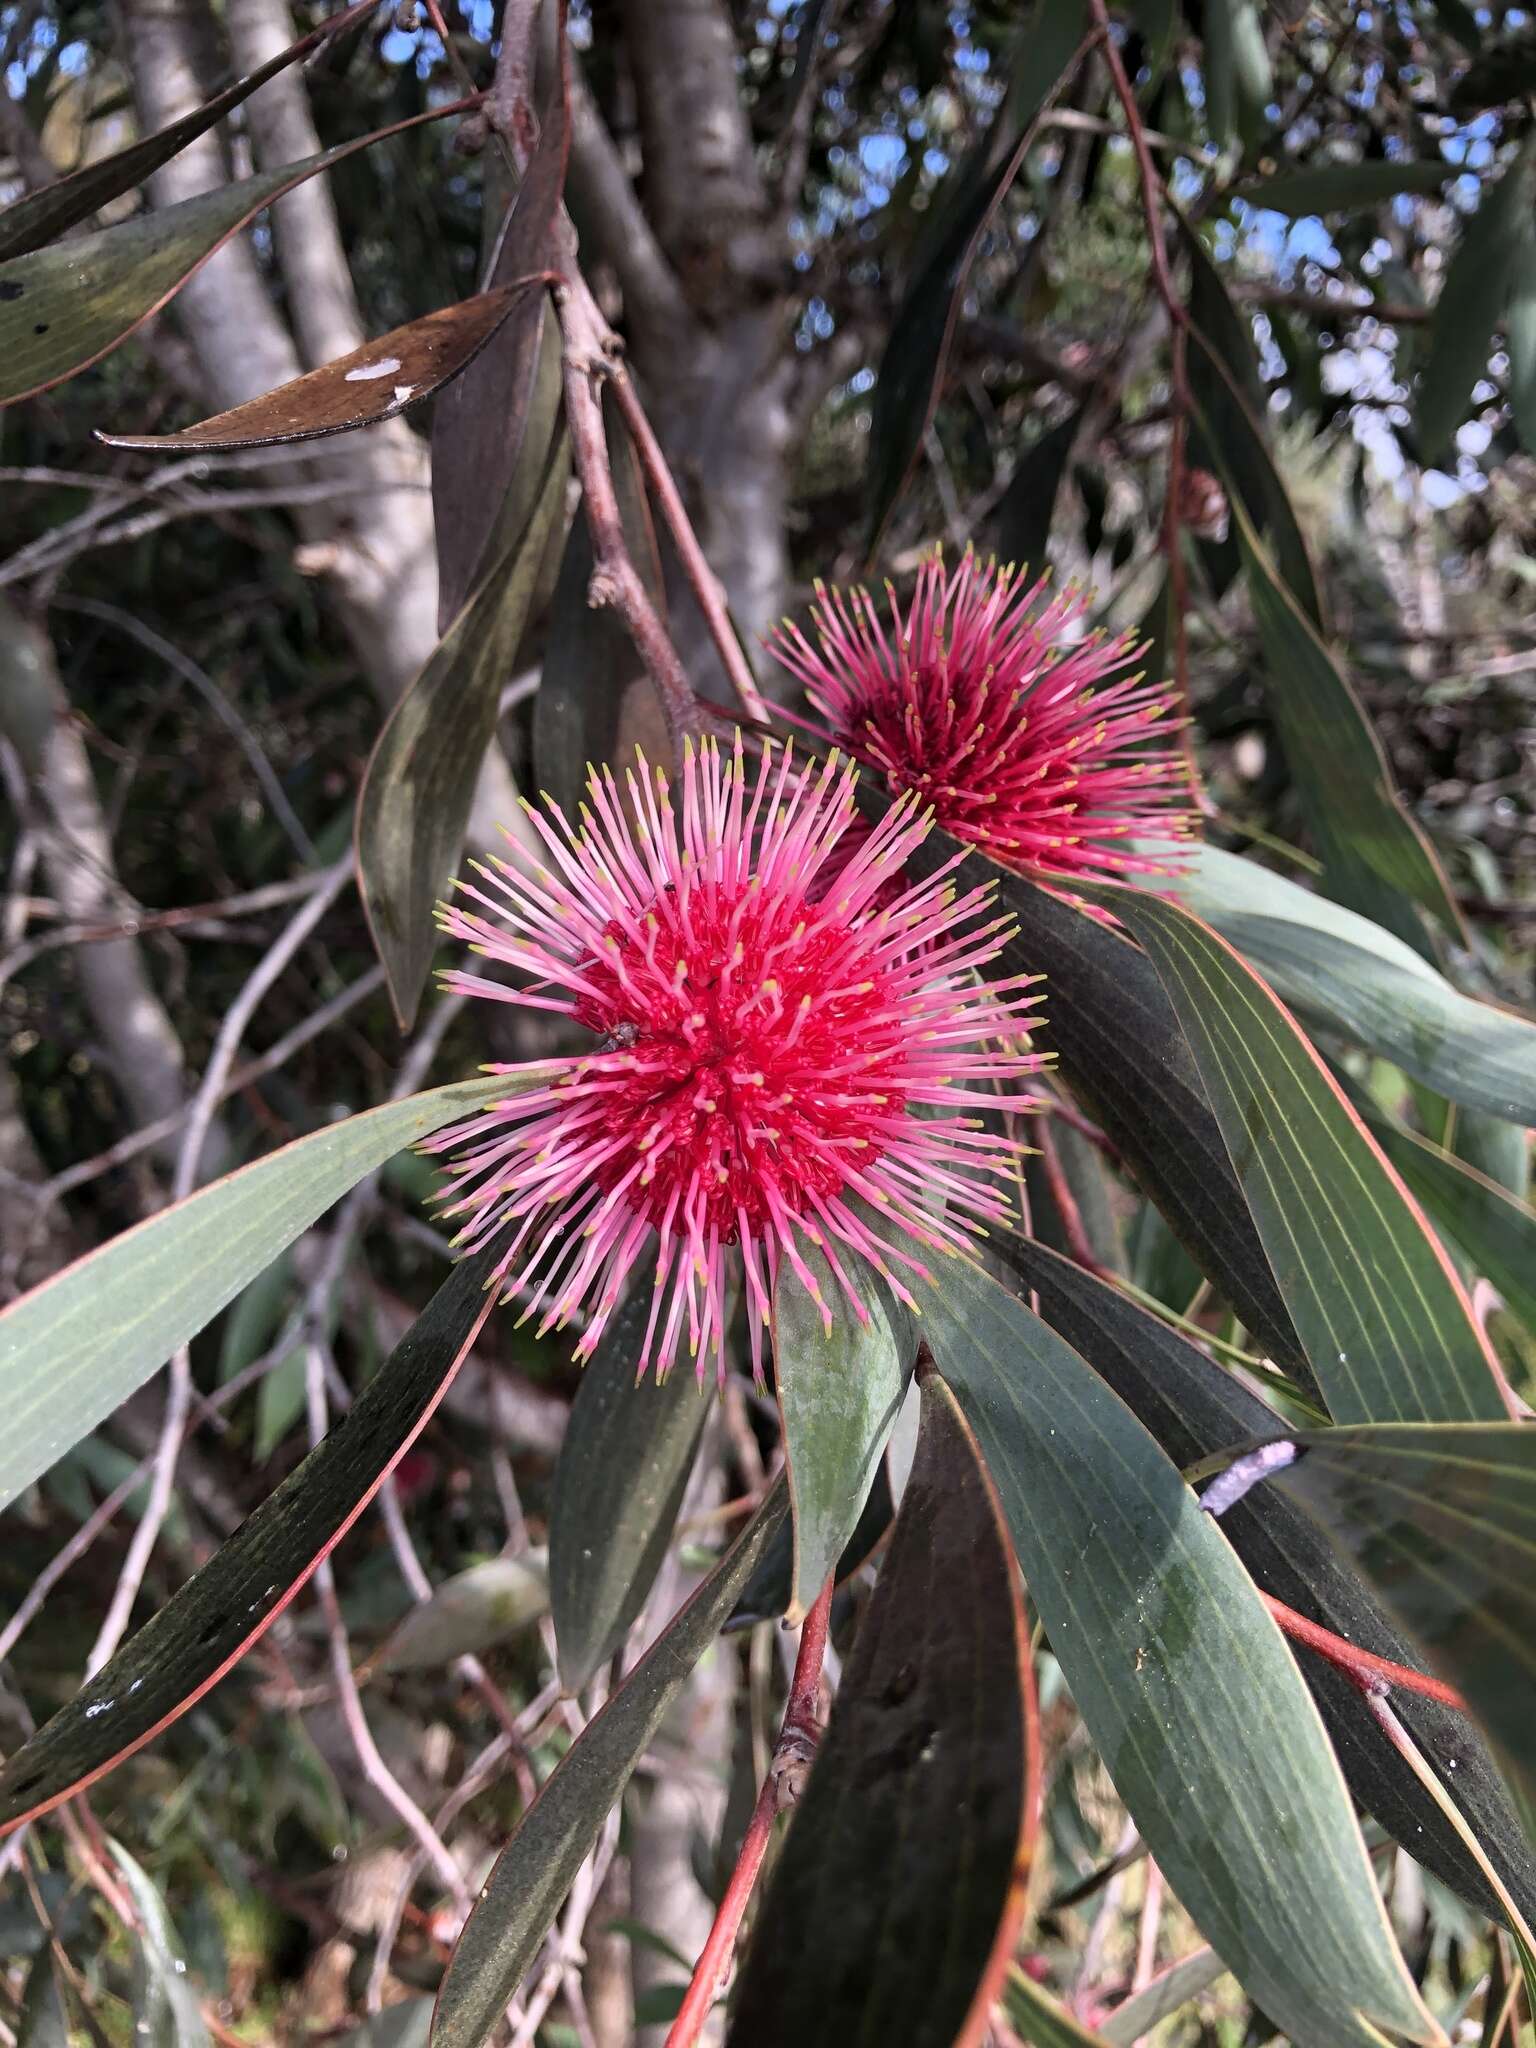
[773,1237,909,1623]
[356,432,571,1029]
[1002,1232,1536,1931]
[0,100,476,405]
[728,1372,1037,2048]
[0,1228,510,1832]
[0,1074,522,1515]
[1103,882,1507,1422]
[548,1284,710,1692]
[95,286,536,451]
[0,0,379,262]
[1165,840,1536,1122]
[432,1482,788,2048]
[920,1251,1443,2048]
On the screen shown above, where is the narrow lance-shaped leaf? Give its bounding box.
[1099,881,1508,1423]
[95,286,539,452]
[773,1237,910,1623]
[0,97,479,406]
[0,1225,511,1833]
[1272,1424,1536,1813]
[110,1841,210,2048]
[1162,839,1536,1122]
[432,47,570,624]
[0,0,381,262]
[865,0,1091,548]
[548,1282,711,1693]
[0,1073,525,1515]
[999,1230,1536,1932]
[432,1480,789,2048]
[728,1371,1037,2048]
[1233,158,1452,216]
[887,811,1311,1384]
[1222,486,1466,960]
[356,432,571,1030]
[919,1250,1443,2048]
[1416,140,1536,461]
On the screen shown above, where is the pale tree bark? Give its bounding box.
[115,0,519,845]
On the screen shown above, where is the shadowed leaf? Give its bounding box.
[1416,142,1535,461]
[728,1371,1037,2048]
[0,0,380,262]
[1102,883,1507,1422]
[1004,1969,1109,2046]
[993,410,1081,576]
[1165,840,1536,1122]
[727,1454,894,1631]
[1234,159,1452,216]
[919,1250,1443,2048]
[533,390,669,816]
[356,431,570,1030]
[548,1285,711,1692]
[1000,1232,1536,1932]
[372,1554,549,1675]
[1273,1424,1536,1811]
[0,1073,522,1515]
[0,100,475,406]
[95,286,537,452]
[0,1226,511,1833]
[432,62,569,626]
[865,0,1090,549]
[111,1841,210,2048]
[16,1956,70,2048]
[432,1481,788,2048]
[773,1238,909,1623]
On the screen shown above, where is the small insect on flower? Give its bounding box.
[426,734,1046,1385]
[767,549,1196,885]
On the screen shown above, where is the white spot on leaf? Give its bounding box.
[345,356,402,382]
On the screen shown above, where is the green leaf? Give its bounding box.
[1164,840,1536,1122]
[1235,159,1452,216]
[1226,487,1465,959]
[0,1229,509,1831]
[356,431,571,1030]
[218,1248,295,1385]
[432,1482,788,2048]
[533,390,669,819]
[371,1555,549,1675]
[1001,1231,1536,1933]
[0,1074,521,1514]
[865,0,1090,547]
[993,411,1081,576]
[1101,1948,1231,2043]
[96,287,536,452]
[110,1840,211,2048]
[728,1371,1036,2048]
[1204,0,1271,148]
[0,0,378,262]
[1347,1090,1536,1338]
[773,1238,908,1624]
[919,1252,1442,2048]
[333,1999,435,2048]
[548,1285,710,1692]
[1183,227,1323,622]
[1507,227,1536,457]
[0,101,471,404]
[1416,143,1536,462]
[1004,1970,1109,2047]
[15,1956,70,2048]
[253,1345,307,1462]
[1274,1424,1536,1811]
[1450,33,1536,111]
[1102,883,1507,1422]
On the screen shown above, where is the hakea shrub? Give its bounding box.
[426,735,1045,1384]
[767,549,1196,884]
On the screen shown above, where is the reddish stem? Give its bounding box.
[663,1573,836,2048]
[1261,1594,1468,1712]
[1035,1120,1110,1281]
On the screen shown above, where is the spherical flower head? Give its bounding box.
[426,735,1045,1385]
[767,550,1197,884]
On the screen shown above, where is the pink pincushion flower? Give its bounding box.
[427,735,1044,1384]
[768,551,1196,882]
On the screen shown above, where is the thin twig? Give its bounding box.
[663,1572,835,2048]
[1261,1594,1468,1712]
